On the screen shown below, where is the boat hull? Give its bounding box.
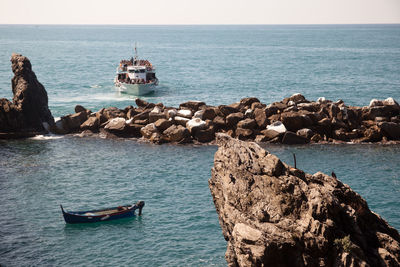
[115,82,156,96]
[60,202,144,224]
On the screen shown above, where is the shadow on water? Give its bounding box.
[62,215,144,233]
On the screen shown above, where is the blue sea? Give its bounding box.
[0,25,400,266]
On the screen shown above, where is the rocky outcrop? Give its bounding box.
[0,54,54,137]
[209,134,400,266]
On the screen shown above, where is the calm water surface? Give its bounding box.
[0,25,400,266]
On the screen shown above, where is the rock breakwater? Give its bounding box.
[55,94,400,145]
[209,133,400,266]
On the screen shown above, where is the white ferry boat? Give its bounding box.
[114,46,158,95]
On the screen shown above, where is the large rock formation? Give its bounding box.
[209,134,400,266]
[0,54,54,137]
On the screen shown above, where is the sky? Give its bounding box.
[0,0,399,24]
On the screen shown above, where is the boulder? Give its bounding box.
[219,105,239,117]
[265,102,287,116]
[132,111,149,124]
[361,125,382,142]
[369,99,384,107]
[103,107,125,120]
[95,109,107,124]
[193,109,204,119]
[237,118,257,130]
[311,133,323,142]
[317,96,327,104]
[135,98,150,108]
[0,54,54,136]
[177,109,193,119]
[251,102,264,110]
[297,102,320,112]
[166,109,177,119]
[379,122,400,140]
[281,112,311,132]
[235,127,253,140]
[334,128,358,141]
[140,123,158,139]
[149,112,166,123]
[80,116,99,132]
[281,131,309,144]
[266,121,287,134]
[239,97,260,109]
[186,118,207,133]
[260,129,281,140]
[296,128,314,139]
[74,105,87,114]
[244,109,253,118]
[126,108,139,119]
[174,116,190,127]
[163,124,190,142]
[253,108,268,128]
[154,118,173,132]
[212,116,226,130]
[104,117,126,134]
[202,107,217,120]
[226,112,244,127]
[209,134,400,267]
[125,123,143,137]
[254,134,269,142]
[56,111,88,133]
[193,127,215,143]
[179,101,206,111]
[282,93,307,105]
[383,97,399,107]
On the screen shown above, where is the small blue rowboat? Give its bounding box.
[60,201,145,224]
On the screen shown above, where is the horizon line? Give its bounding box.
[1,23,400,26]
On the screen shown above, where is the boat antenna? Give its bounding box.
[134,42,138,62]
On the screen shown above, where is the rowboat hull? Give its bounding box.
[61,201,144,224]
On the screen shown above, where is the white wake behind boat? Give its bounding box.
[114,45,158,96]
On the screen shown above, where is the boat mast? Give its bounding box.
[134,42,138,63]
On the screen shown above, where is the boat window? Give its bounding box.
[139,69,145,73]
[129,70,135,73]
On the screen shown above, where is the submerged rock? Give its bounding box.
[209,134,400,267]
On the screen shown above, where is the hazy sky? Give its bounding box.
[0,0,399,24]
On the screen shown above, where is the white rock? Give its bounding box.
[317,97,326,103]
[174,116,190,126]
[104,117,125,129]
[340,107,348,120]
[150,106,162,114]
[186,118,207,133]
[288,100,296,106]
[125,118,133,124]
[245,109,253,117]
[177,109,192,118]
[167,109,177,119]
[193,110,204,119]
[266,121,287,134]
[383,97,399,106]
[369,99,384,107]
[335,99,344,105]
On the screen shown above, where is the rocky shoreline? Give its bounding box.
[209,134,400,266]
[1,54,400,145]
